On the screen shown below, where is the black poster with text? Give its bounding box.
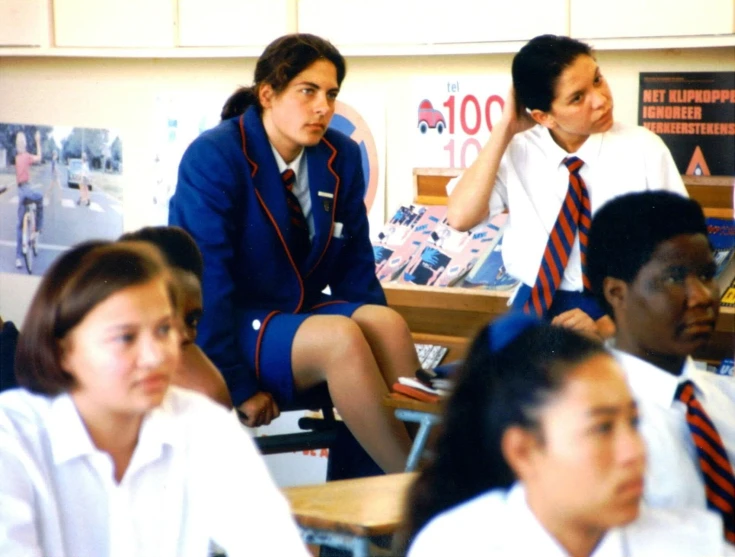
[638,72,735,176]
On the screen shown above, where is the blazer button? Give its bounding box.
[252,319,261,331]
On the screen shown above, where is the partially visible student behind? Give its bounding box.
[0,240,308,556]
[446,34,686,340]
[169,33,417,473]
[0,315,19,392]
[588,191,735,544]
[401,312,733,556]
[120,226,232,408]
[14,130,45,269]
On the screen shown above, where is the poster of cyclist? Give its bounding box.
[0,122,123,275]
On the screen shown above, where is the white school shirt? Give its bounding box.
[408,482,733,557]
[447,122,686,291]
[615,350,735,512]
[271,145,315,239]
[0,387,310,557]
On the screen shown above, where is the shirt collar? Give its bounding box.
[48,390,181,468]
[613,350,698,408]
[509,482,625,556]
[538,124,606,169]
[48,392,97,466]
[270,144,305,178]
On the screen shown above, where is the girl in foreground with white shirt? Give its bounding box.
[0,240,308,557]
[402,312,732,556]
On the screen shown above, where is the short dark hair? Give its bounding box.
[512,34,593,112]
[120,225,203,282]
[15,241,177,395]
[401,317,607,550]
[587,191,709,316]
[221,33,346,120]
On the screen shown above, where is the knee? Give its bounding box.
[329,317,370,358]
[359,305,412,339]
[381,307,412,337]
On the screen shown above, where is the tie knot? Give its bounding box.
[675,380,696,404]
[281,169,296,190]
[563,156,584,174]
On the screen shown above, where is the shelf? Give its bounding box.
[1,34,734,59]
[0,45,267,59]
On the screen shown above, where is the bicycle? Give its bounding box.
[20,198,39,274]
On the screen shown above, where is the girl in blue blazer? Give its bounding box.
[169,34,416,473]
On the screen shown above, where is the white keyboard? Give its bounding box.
[415,343,448,370]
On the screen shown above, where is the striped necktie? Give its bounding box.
[523,156,592,317]
[281,168,310,267]
[676,380,735,543]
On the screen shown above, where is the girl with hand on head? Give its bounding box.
[170,33,417,473]
[0,241,308,557]
[402,313,733,557]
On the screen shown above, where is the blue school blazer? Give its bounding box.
[169,107,385,405]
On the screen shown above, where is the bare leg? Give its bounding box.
[351,305,421,387]
[291,315,412,474]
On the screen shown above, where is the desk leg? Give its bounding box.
[352,537,370,557]
[299,527,372,556]
[394,409,441,472]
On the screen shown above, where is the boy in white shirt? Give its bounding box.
[588,190,735,544]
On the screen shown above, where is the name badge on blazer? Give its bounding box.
[318,191,333,212]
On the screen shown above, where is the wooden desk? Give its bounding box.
[283,472,416,557]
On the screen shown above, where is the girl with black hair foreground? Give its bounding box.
[402,313,731,556]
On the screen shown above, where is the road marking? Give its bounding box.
[0,240,69,252]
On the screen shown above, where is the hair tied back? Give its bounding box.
[487,311,541,354]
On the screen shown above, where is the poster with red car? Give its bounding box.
[412,76,510,169]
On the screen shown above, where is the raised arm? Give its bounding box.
[29,131,42,164]
[447,87,535,231]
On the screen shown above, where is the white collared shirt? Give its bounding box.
[0,387,309,557]
[448,122,686,291]
[271,145,314,239]
[615,350,735,512]
[408,482,731,556]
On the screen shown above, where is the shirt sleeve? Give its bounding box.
[641,128,688,196]
[199,410,310,557]
[169,135,259,405]
[0,424,44,557]
[445,165,508,221]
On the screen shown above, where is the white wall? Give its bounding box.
[0,47,734,321]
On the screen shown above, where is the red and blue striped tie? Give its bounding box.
[677,380,735,544]
[282,169,310,266]
[523,156,592,317]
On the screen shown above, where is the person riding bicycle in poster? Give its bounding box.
[14,130,44,269]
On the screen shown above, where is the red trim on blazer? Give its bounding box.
[309,299,348,311]
[254,310,280,380]
[239,115,258,178]
[306,136,341,279]
[254,189,306,313]
[240,114,305,313]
